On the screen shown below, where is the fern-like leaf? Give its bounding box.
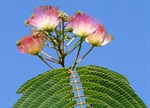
[76,65,147,108]
[13,68,76,108]
[13,65,147,108]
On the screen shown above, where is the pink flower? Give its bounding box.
[68,12,97,37]
[25,5,60,31]
[86,24,112,46]
[17,32,46,55]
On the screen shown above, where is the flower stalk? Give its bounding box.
[37,55,53,69]
[17,5,112,71]
[71,38,84,70]
[77,46,94,64]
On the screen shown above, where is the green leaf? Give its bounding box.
[76,65,147,108]
[13,68,76,108]
[13,65,147,108]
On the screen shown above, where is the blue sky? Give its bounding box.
[0,0,149,108]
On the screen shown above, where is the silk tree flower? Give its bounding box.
[25,5,60,31]
[86,24,112,46]
[16,32,46,55]
[68,12,98,37]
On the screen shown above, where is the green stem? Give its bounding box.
[41,50,58,62]
[62,19,65,50]
[56,35,64,67]
[61,19,65,67]
[71,39,83,70]
[55,27,59,40]
[65,38,81,55]
[45,43,56,50]
[42,57,59,64]
[77,46,94,64]
[48,33,57,46]
[37,55,53,69]
[64,37,75,49]
[48,33,61,61]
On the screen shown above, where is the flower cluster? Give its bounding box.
[68,12,97,37]
[25,6,60,31]
[17,5,113,69]
[17,31,46,55]
[86,24,112,46]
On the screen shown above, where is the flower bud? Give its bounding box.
[86,24,112,46]
[25,5,60,32]
[68,12,97,37]
[58,11,69,21]
[17,32,46,55]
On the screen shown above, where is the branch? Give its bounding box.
[65,38,81,55]
[64,37,75,49]
[77,46,94,63]
[37,55,53,69]
[41,50,58,62]
[71,39,84,70]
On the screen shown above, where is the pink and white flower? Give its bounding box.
[68,12,97,37]
[17,32,46,55]
[86,24,112,46]
[25,5,60,31]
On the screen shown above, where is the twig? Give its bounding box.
[61,19,65,67]
[42,57,59,64]
[64,37,75,49]
[45,43,56,50]
[65,39,81,55]
[71,39,83,70]
[77,46,94,63]
[37,55,53,69]
[41,50,58,62]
